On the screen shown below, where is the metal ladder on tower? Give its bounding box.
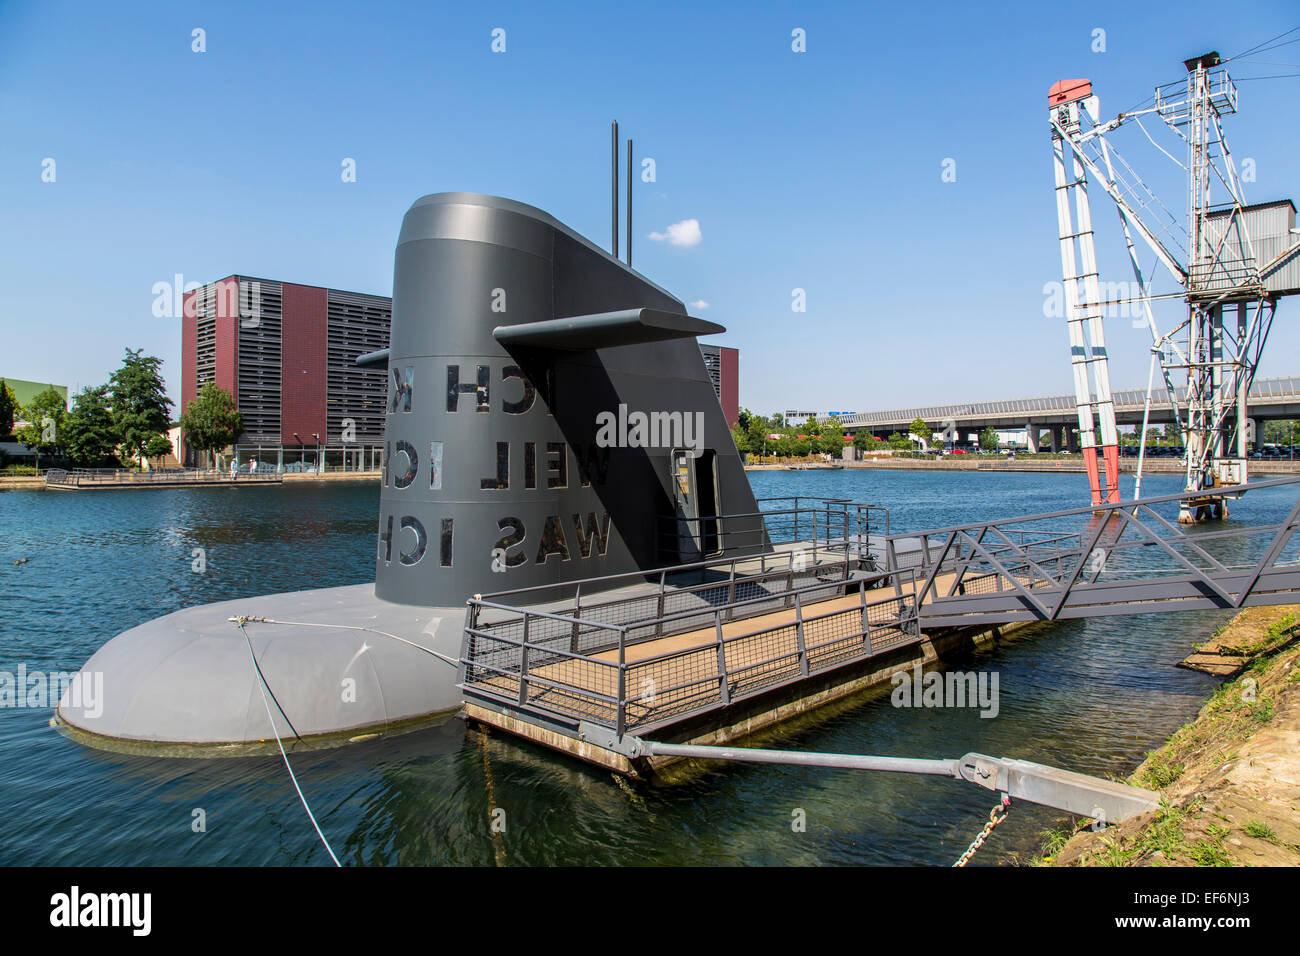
[1050,81,1121,506]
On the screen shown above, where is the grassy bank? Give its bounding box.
[1033,606,1300,867]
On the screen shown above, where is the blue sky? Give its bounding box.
[2,0,1298,416]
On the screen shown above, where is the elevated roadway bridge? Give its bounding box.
[828,375,1300,451]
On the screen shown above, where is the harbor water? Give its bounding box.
[2,469,1289,866]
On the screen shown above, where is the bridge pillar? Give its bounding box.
[1049,425,1062,453]
[1067,427,1081,453]
[1025,424,1039,454]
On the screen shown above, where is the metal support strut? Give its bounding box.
[610,737,1161,824]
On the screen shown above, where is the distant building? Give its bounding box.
[1,378,68,411]
[698,343,740,427]
[180,276,389,467]
[1,378,68,457]
[784,410,819,426]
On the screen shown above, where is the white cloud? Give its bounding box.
[689,299,709,310]
[648,218,702,247]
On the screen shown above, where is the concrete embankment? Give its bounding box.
[0,471,383,491]
[281,471,380,482]
[1037,605,1300,867]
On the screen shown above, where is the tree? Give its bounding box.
[730,420,750,453]
[819,418,845,456]
[744,410,767,453]
[144,433,174,462]
[179,382,243,466]
[62,385,120,466]
[979,426,999,452]
[0,379,16,437]
[1261,419,1299,446]
[887,432,913,451]
[109,348,174,467]
[909,417,930,448]
[14,388,67,468]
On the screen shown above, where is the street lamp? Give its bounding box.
[313,433,321,473]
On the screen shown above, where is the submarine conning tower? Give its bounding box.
[53,192,767,755]
[375,193,764,606]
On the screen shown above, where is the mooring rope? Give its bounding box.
[231,616,341,867]
[231,615,459,668]
[475,728,509,867]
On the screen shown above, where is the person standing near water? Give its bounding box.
[229,458,237,481]
[249,457,258,476]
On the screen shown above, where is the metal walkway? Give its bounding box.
[459,475,1300,758]
[895,475,1300,628]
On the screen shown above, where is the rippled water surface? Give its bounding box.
[2,470,1290,866]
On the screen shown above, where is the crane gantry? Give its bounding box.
[1049,52,1300,521]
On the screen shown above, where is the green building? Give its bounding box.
[2,378,68,409]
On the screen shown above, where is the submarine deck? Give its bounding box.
[463,556,999,740]
[461,478,1300,775]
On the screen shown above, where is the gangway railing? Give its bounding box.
[462,561,921,738]
[656,497,887,565]
[892,475,1300,628]
[470,544,865,654]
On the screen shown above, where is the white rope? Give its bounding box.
[232,616,341,867]
[233,616,459,668]
[221,613,459,866]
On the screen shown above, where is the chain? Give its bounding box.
[953,795,1011,867]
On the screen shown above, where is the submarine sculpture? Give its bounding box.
[56,193,766,753]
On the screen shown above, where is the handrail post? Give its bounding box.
[570,583,582,653]
[715,611,730,705]
[517,613,531,706]
[859,585,873,653]
[794,591,810,676]
[727,561,736,621]
[617,627,627,737]
[787,551,795,607]
[657,570,666,637]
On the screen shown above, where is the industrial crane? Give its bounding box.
[1049,51,1300,521]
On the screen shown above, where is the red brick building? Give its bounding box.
[699,343,740,427]
[180,276,389,466]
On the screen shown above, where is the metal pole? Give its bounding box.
[626,137,633,267]
[616,627,627,738]
[646,742,960,777]
[639,743,1160,822]
[611,121,619,258]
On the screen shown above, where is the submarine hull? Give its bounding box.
[56,585,463,752]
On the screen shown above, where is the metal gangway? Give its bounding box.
[892,474,1300,629]
[458,476,1300,830]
